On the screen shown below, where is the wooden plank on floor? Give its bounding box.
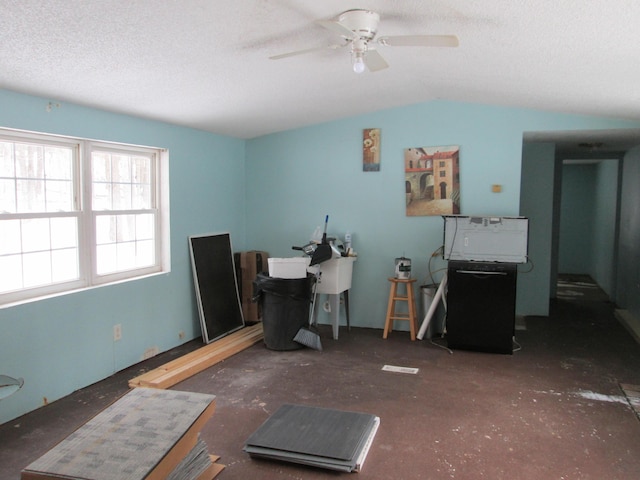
[129,323,263,389]
[620,384,640,422]
[620,383,640,398]
[197,458,225,480]
[130,325,263,388]
[131,325,262,386]
[146,327,264,389]
[207,455,226,479]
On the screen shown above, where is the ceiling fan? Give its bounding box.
[270,9,459,74]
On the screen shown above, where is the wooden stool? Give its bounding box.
[383,277,418,340]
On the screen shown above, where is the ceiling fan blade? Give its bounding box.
[316,19,358,40]
[269,44,342,60]
[365,49,389,72]
[378,34,459,48]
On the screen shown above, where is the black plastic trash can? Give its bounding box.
[253,272,314,350]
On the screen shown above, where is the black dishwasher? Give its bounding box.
[446,260,517,354]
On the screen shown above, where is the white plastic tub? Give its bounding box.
[267,257,311,279]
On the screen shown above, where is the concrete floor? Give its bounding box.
[2,285,640,479]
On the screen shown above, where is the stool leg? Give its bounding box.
[407,283,417,341]
[383,281,397,339]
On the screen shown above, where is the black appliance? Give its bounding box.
[446,260,517,354]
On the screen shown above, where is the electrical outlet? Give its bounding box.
[113,324,122,341]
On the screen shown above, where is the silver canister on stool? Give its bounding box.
[395,257,411,279]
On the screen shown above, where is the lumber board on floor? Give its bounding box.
[129,323,264,389]
[132,327,259,385]
[206,455,226,479]
[198,455,225,480]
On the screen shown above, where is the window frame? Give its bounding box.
[0,127,170,307]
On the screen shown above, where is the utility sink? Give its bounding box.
[309,256,355,294]
[308,256,356,340]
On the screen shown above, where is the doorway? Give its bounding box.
[519,128,638,316]
[557,159,620,302]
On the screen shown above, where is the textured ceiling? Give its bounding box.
[1,0,640,142]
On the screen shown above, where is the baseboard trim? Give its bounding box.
[615,309,640,345]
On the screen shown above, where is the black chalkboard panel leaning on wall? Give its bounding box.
[189,232,245,343]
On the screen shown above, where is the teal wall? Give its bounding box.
[559,164,597,273]
[2,89,640,424]
[246,102,640,323]
[591,160,619,297]
[0,89,246,424]
[557,160,619,298]
[519,142,557,316]
[617,146,640,316]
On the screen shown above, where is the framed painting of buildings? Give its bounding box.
[404,146,460,216]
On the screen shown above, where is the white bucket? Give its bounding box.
[395,257,411,279]
[268,257,310,278]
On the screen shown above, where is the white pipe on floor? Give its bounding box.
[417,272,447,340]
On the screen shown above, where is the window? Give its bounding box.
[0,128,169,306]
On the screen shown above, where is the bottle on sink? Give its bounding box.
[344,232,352,254]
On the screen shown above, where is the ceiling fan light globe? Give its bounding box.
[353,57,366,73]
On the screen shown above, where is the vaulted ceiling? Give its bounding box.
[1,0,640,151]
